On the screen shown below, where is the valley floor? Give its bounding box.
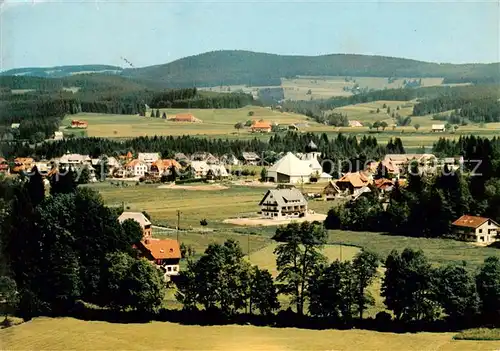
[1,317,499,351]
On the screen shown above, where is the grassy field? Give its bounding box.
[88,182,333,229]
[60,101,499,151]
[2,317,499,350]
[328,230,499,271]
[454,328,500,341]
[61,106,313,138]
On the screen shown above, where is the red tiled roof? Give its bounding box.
[251,121,272,129]
[374,178,394,190]
[452,215,493,229]
[152,159,182,170]
[337,172,370,188]
[125,159,145,168]
[140,238,181,260]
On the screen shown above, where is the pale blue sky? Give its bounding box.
[1,0,499,70]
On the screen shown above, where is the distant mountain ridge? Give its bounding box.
[0,65,124,78]
[3,50,499,87]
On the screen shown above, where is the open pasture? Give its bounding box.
[62,106,313,138]
[281,76,446,100]
[88,182,333,229]
[2,317,498,351]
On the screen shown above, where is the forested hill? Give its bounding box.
[5,51,499,88]
[122,50,500,87]
[0,65,123,78]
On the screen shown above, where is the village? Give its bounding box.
[2,138,497,285]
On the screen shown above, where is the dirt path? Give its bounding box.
[158,183,229,191]
[224,214,327,226]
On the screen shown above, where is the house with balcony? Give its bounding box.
[452,215,499,244]
[259,187,308,219]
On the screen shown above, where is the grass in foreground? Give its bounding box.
[454,328,500,341]
[1,317,498,351]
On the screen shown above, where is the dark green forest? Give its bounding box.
[122,50,500,87]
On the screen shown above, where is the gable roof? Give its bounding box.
[118,212,151,228]
[268,152,315,177]
[432,124,446,129]
[152,159,182,170]
[138,152,160,161]
[242,152,260,160]
[190,160,209,172]
[259,188,307,207]
[252,121,272,129]
[452,215,497,229]
[323,180,340,193]
[140,238,181,260]
[337,172,370,188]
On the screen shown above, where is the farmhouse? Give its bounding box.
[169,113,202,123]
[189,161,209,178]
[150,159,182,176]
[135,238,181,280]
[125,159,148,177]
[242,152,260,165]
[220,154,240,166]
[374,178,395,192]
[323,181,341,201]
[336,172,372,195]
[432,124,446,132]
[71,120,88,129]
[348,120,363,127]
[191,152,219,164]
[118,211,152,238]
[251,121,272,133]
[59,153,92,166]
[452,215,499,244]
[206,165,229,180]
[259,187,308,219]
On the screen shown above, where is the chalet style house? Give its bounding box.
[452,215,499,244]
[135,238,181,280]
[259,187,308,219]
[118,211,181,280]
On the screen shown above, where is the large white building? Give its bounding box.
[267,142,331,184]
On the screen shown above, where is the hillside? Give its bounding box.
[4,51,499,89]
[0,64,123,77]
[122,50,500,87]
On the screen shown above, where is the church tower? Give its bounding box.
[303,140,321,161]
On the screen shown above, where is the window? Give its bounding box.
[479,229,483,233]
[173,266,178,271]
[167,266,172,272]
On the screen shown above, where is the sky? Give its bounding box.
[0,0,499,70]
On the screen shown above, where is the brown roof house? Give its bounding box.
[118,211,181,280]
[251,121,272,133]
[336,171,372,196]
[136,238,181,280]
[323,181,341,201]
[452,215,499,244]
[259,187,308,220]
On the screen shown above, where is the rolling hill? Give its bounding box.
[0,64,123,78]
[2,51,499,89]
[121,50,500,87]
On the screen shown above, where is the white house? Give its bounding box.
[259,187,308,219]
[59,153,92,166]
[125,159,148,177]
[138,153,161,168]
[53,131,64,140]
[432,124,446,132]
[189,161,209,178]
[452,215,499,244]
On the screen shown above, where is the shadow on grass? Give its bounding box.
[61,303,494,335]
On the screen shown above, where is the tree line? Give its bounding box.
[0,171,165,319]
[2,132,395,161]
[325,136,500,237]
